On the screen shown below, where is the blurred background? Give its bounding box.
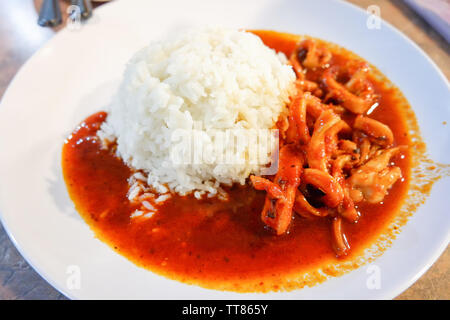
[0,0,448,299]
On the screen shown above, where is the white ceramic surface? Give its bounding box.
[0,0,449,299]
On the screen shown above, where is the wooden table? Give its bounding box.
[0,0,448,299]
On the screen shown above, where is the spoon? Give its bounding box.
[37,0,62,27]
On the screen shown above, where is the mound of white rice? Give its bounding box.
[98,26,295,197]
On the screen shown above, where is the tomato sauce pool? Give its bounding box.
[62,31,412,292]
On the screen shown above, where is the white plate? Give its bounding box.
[0,0,449,299]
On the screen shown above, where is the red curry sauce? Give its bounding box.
[62,31,412,292]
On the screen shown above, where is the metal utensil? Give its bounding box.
[37,0,62,27]
[71,0,93,21]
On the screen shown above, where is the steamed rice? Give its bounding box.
[98,26,296,197]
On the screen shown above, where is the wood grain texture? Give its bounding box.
[0,0,448,300]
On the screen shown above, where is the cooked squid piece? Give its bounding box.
[290,94,310,144]
[289,39,331,96]
[325,120,352,156]
[250,144,304,235]
[353,115,394,147]
[331,155,360,223]
[286,92,329,144]
[294,191,329,218]
[250,176,284,199]
[307,110,341,172]
[332,217,350,257]
[322,62,377,114]
[302,169,344,208]
[297,39,332,69]
[348,146,406,203]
